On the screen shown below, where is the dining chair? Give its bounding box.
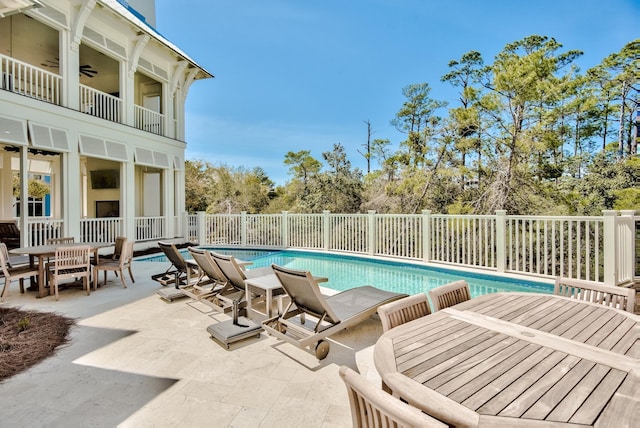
[112,236,127,260]
[0,243,39,302]
[338,366,446,428]
[554,277,636,312]
[48,245,91,300]
[93,239,135,289]
[378,293,432,332]
[428,280,471,311]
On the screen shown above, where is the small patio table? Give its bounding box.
[10,242,111,298]
[374,292,640,427]
[244,273,328,319]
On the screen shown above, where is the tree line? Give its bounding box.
[186,35,639,216]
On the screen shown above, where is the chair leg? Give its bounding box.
[1,278,8,301]
[128,267,135,283]
[52,279,59,301]
[84,275,90,296]
[19,278,25,294]
[119,269,127,288]
[93,267,99,290]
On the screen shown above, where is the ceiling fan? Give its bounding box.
[40,58,98,78]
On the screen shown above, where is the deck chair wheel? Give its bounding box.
[315,340,330,360]
[277,323,287,334]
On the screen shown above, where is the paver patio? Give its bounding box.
[0,259,381,427]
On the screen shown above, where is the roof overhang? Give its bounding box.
[0,0,43,17]
[98,0,214,80]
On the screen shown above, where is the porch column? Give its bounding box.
[163,167,174,238]
[61,29,80,110]
[65,149,82,240]
[123,159,135,240]
[18,146,28,247]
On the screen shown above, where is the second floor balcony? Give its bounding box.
[0,53,171,138]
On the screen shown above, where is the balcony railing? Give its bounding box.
[134,105,165,136]
[1,53,170,138]
[80,84,122,123]
[190,210,638,286]
[0,53,61,104]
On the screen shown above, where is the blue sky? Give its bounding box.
[154,0,639,185]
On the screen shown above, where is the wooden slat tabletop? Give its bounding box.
[374,292,640,427]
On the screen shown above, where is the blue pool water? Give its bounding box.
[139,247,553,297]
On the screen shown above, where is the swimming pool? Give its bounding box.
[139,247,553,296]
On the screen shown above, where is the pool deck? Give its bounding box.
[0,258,382,427]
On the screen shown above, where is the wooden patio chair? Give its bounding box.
[338,366,446,428]
[48,245,91,300]
[554,277,636,312]
[112,236,127,260]
[0,243,39,301]
[428,280,471,311]
[377,293,432,332]
[93,239,135,289]
[0,220,21,250]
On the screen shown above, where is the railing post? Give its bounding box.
[367,210,376,256]
[602,210,617,286]
[422,210,431,263]
[241,211,247,247]
[197,211,206,244]
[495,210,507,273]
[323,210,330,251]
[282,211,289,248]
[619,210,635,284]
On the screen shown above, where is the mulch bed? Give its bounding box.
[0,307,75,383]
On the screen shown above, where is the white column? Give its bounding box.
[123,160,136,240]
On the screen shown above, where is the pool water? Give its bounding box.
[139,247,553,297]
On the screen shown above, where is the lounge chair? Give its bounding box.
[0,220,21,250]
[339,366,447,428]
[185,247,229,301]
[206,251,274,313]
[156,242,198,302]
[263,264,407,360]
[554,277,636,312]
[428,280,471,311]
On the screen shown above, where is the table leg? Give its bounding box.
[245,285,253,317]
[266,289,273,318]
[37,255,48,298]
[27,255,37,290]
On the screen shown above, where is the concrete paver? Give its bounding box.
[0,259,381,427]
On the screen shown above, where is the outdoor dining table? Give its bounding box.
[374,291,640,427]
[10,242,112,298]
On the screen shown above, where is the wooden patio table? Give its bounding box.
[374,292,640,427]
[10,242,111,298]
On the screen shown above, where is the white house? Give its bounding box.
[0,0,212,247]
